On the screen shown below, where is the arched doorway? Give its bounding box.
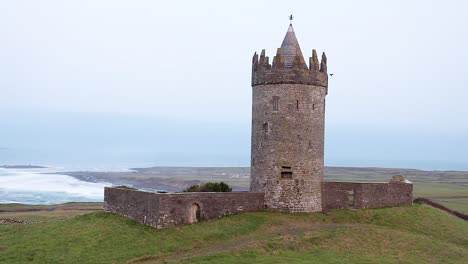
[188,203,201,223]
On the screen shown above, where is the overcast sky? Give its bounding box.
[0,1,467,169]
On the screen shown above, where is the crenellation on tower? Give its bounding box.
[256,49,271,70]
[252,46,328,87]
[310,49,320,71]
[292,48,308,69]
[320,52,327,73]
[252,52,258,68]
[272,48,285,69]
[252,49,327,72]
[251,50,328,87]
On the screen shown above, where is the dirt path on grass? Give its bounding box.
[129,224,364,264]
[0,218,32,224]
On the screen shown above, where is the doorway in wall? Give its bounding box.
[189,203,201,223]
[348,190,356,209]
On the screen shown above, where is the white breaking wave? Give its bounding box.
[0,168,111,204]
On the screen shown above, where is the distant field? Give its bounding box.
[413,183,468,197]
[430,197,468,214]
[411,183,468,213]
[0,205,467,263]
[0,202,102,222]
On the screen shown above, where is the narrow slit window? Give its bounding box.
[273,96,279,111]
[296,100,299,110]
[312,104,315,110]
[281,166,292,179]
[262,122,270,137]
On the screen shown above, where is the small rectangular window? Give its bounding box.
[296,100,299,110]
[281,166,292,179]
[273,96,279,111]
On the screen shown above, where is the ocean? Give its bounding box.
[0,167,110,204]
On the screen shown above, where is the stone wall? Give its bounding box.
[104,187,264,228]
[414,198,468,221]
[322,182,413,211]
[104,187,160,227]
[157,192,264,228]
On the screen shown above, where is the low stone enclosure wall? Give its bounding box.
[322,181,413,210]
[104,187,265,228]
[105,181,413,228]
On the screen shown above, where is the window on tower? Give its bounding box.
[262,122,270,138]
[273,96,279,111]
[281,166,292,179]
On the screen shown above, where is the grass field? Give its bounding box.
[0,202,102,222]
[0,204,467,263]
[430,197,468,214]
[412,183,468,213]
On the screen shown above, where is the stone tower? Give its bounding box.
[250,23,328,212]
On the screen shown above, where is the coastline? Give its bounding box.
[53,166,468,193]
[1,165,48,169]
[2,165,467,212]
[0,167,110,205]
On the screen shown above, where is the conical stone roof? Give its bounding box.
[280,24,305,68]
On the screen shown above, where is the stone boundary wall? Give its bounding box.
[104,187,161,227]
[414,198,468,221]
[104,187,264,228]
[322,182,413,211]
[157,192,264,228]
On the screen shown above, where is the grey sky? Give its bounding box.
[0,1,467,169]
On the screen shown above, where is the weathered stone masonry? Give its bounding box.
[104,188,160,227]
[323,181,413,210]
[104,187,264,228]
[104,180,413,228]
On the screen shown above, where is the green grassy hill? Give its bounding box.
[1,205,467,264]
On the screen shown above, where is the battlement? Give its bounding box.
[252,48,328,87]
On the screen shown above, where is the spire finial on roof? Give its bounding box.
[280,17,306,68]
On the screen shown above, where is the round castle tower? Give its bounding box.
[250,23,328,212]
